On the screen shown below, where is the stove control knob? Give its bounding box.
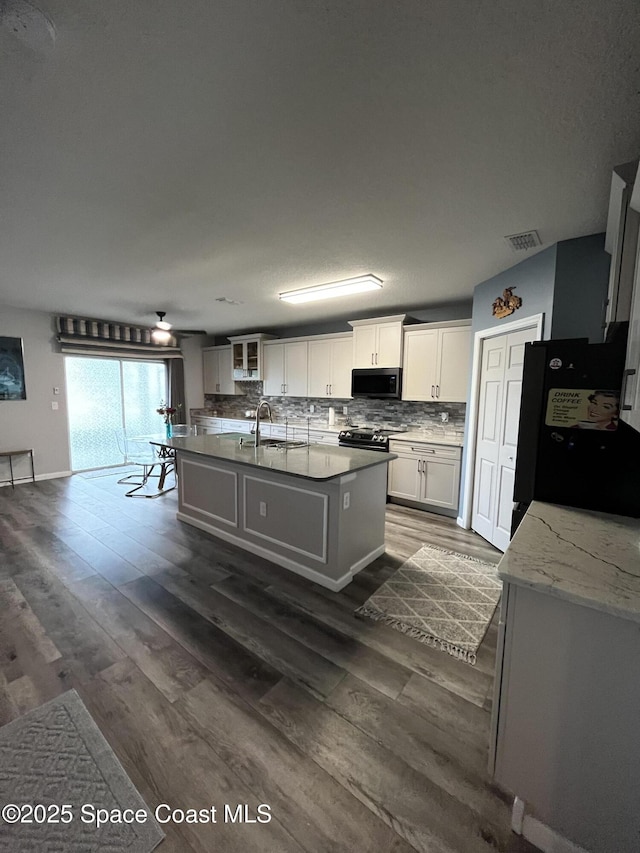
[345,432,352,438]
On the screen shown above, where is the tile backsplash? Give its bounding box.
[202,383,465,433]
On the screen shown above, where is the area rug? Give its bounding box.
[355,544,502,665]
[0,690,164,852]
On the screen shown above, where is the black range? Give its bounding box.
[338,426,405,452]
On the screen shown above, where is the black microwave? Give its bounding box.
[351,368,402,399]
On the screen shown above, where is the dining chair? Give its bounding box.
[114,428,175,498]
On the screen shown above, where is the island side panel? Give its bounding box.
[180,455,239,527]
[336,463,388,576]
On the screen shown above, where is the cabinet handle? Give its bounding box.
[285,383,288,394]
[371,353,374,365]
[329,384,332,395]
[417,460,421,473]
[375,353,378,365]
[621,368,636,410]
[431,385,435,397]
[436,385,440,397]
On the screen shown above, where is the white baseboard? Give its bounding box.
[0,470,72,488]
[512,800,589,853]
[37,470,73,482]
[456,515,467,529]
[176,510,383,591]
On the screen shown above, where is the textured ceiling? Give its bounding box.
[1,0,639,335]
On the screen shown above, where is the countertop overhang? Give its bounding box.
[152,434,396,481]
[498,501,640,623]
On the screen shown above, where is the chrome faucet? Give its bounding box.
[254,399,273,447]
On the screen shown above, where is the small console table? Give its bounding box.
[0,449,36,488]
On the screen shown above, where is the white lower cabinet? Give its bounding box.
[388,441,461,513]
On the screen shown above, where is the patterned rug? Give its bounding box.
[0,690,164,852]
[356,544,502,665]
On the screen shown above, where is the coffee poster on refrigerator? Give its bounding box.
[545,388,620,431]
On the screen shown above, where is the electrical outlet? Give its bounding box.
[51,401,59,410]
[259,501,267,517]
[343,491,350,510]
[342,406,348,415]
[440,411,449,423]
[309,404,315,413]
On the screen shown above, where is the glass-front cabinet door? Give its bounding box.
[228,334,276,380]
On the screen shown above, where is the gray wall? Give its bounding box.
[471,244,557,338]
[0,305,71,480]
[210,299,473,344]
[551,233,610,343]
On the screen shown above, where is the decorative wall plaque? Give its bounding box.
[492,287,522,319]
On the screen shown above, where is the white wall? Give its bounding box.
[181,335,205,413]
[0,305,71,480]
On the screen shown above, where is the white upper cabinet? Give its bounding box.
[308,336,352,398]
[349,315,406,368]
[402,322,471,402]
[227,333,276,381]
[263,341,308,397]
[202,346,244,396]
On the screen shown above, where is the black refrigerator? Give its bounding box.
[512,338,640,534]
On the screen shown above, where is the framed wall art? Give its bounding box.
[0,337,27,400]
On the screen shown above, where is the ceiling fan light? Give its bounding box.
[279,274,383,304]
[151,328,172,344]
[155,320,172,331]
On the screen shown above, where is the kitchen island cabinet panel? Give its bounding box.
[244,475,327,561]
[166,436,393,590]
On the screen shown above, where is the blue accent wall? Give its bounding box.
[471,245,557,338]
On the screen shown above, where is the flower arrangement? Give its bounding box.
[156,401,181,424]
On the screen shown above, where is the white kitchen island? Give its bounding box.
[155,434,396,591]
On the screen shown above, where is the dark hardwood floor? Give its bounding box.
[0,472,538,853]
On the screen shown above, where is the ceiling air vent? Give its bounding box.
[504,230,542,252]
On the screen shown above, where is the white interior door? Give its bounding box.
[472,326,537,551]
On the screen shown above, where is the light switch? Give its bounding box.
[53,387,60,395]
[343,491,350,510]
[259,501,267,517]
[51,401,59,410]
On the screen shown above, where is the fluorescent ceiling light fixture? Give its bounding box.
[279,274,383,304]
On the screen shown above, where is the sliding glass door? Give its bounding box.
[65,357,166,471]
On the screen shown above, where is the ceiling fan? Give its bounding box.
[151,312,207,342]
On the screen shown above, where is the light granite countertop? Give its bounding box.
[152,434,396,481]
[388,430,464,447]
[498,501,640,623]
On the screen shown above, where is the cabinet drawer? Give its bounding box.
[389,441,461,460]
[221,419,252,433]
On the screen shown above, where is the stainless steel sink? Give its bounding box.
[220,432,309,450]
